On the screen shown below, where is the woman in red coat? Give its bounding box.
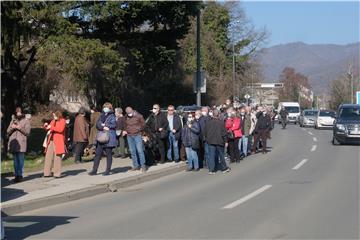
[225,107,242,163]
[43,110,66,178]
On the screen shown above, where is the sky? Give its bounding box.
[240,1,360,47]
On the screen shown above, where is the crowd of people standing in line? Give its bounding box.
[5,99,277,182]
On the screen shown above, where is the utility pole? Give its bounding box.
[348,64,354,104]
[232,43,236,100]
[196,9,201,106]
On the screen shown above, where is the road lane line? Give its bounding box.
[222,185,272,209]
[313,137,318,142]
[308,131,314,135]
[292,159,308,170]
[311,145,317,152]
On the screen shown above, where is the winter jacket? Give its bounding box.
[96,111,117,148]
[254,112,272,132]
[204,118,227,146]
[225,117,242,138]
[181,121,200,149]
[73,114,89,142]
[198,115,210,141]
[250,112,257,135]
[89,111,100,145]
[46,118,66,155]
[147,112,169,139]
[124,111,145,136]
[240,114,252,136]
[7,116,31,153]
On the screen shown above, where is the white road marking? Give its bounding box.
[308,131,314,135]
[313,137,318,142]
[222,185,272,209]
[292,159,308,170]
[311,145,317,152]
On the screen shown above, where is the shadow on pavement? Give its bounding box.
[111,166,132,174]
[3,215,77,240]
[1,188,27,203]
[62,169,87,177]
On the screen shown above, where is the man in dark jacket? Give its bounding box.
[114,108,127,158]
[147,104,169,164]
[197,107,210,168]
[204,109,230,174]
[251,106,272,154]
[166,105,182,162]
[73,107,89,163]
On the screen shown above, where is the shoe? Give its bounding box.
[102,171,111,176]
[54,175,64,179]
[131,167,141,171]
[141,167,147,173]
[88,171,97,176]
[43,174,53,178]
[208,171,216,175]
[222,168,231,173]
[186,168,193,172]
[194,168,200,171]
[14,176,22,183]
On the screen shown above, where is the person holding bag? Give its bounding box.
[43,110,66,178]
[225,107,242,163]
[89,102,117,176]
[181,113,200,171]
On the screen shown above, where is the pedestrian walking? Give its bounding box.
[89,102,117,176]
[43,110,66,178]
[182,113,201,171]
[123,106,147,172]
[238,107,252,158]
[251,106,272,154]
[147,104,168,163]
[225,107,242,163]
[204,109,231,174]
[114,107,127,158]
[7,107,31,182]
[73,107,89,163]
[166,105,182,162]
[89,105,101,146]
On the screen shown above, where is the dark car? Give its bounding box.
[333,104,360,145]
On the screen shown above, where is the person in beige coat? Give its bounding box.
[7,107,31,182]
[73,107,89,163]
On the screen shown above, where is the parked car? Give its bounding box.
[315,110,336,129]
[333,104,360,145]
[299,109,318,127]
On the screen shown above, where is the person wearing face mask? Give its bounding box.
[166,105,182,163]
[196,108,210,168]
[123,106,147,172]
[43,110,66,178]
[89,102,117,176]
[147,104,169,164]
[114,108,127,159]
[225,107,242,163]
[238,107,252,158]
[89,105,101,147]
[182,113,201,171]
[251,106,272,154]
[73,107,89,163]
[7,107,31,182]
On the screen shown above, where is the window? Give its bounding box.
[319,111,335,117]
[339,107,360,120]
[285,106,300,113]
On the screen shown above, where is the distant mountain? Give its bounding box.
[257,42,360,93]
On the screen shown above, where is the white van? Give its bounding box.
[277,102,301,124]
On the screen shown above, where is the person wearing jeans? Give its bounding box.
[123,106,147,172]
[127,134,146,169]
[166,105,182,162]
[181,113,200,171]
[7,107,31,183]
[238,107,252,158]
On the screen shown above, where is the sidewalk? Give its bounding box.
[1,157,186,216]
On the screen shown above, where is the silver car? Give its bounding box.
[299,109,318,127]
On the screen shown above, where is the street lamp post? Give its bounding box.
[232,43,236,100]
[196,9,201,106]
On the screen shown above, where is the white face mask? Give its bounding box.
[209,112,213,117]
[201,111,207,116]
[53,114,58,120]
[128,113,133,117]
[188,117,193,122]
[195,115,201,120]
[91,110,95,114]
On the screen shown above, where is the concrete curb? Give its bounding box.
[2,162,187,216]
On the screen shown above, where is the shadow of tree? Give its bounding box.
[3,215,77,240]
[1,188,27,202]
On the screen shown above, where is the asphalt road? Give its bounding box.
[4,124,360,239]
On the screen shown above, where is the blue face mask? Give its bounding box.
[103,107,110,113]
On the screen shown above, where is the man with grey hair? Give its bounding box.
[123,107,147,172]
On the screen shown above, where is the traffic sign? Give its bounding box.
[244,94,251,99]
[356,91,360,104]
[193,71,206,93]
